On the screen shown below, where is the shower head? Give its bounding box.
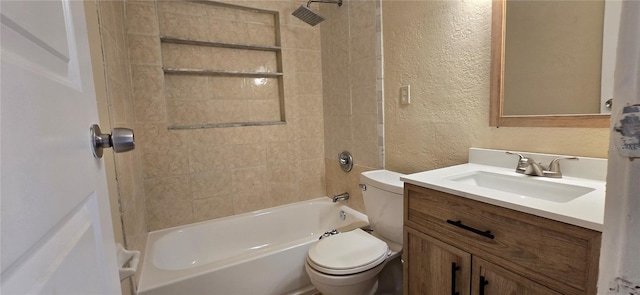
[292,0,342,26]
[292,5,325,26]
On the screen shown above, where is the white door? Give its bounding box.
[1,0,120,294]
[598,0,640,294]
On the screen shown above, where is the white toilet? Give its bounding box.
[305,169,405,295]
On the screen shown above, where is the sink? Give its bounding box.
[446,171,595,203]
[400,148,607,231]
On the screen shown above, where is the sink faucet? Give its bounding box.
[332,192,349,202]
[506,152,578,178]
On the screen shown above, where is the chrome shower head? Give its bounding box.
[292,0,342,26]
[292,5,325,26]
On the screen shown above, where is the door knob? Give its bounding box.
[90,124,135,158]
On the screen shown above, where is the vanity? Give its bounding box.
[401,148,606,295]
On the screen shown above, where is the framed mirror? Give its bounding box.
[490,0,619,128]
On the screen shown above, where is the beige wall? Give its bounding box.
[503,0,604,115]
[383,0,610,175]
[321,0,382,212]
[127,0,325,231]
[86,0,148,293]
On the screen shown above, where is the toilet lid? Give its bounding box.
[307,228,389,275]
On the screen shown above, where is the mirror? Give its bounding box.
[490,0,620,127]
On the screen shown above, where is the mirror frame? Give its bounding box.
[489,0,610,128]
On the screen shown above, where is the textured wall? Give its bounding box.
[127,0,325,231]
[321,0,382,212]
[86,0,148,293]
[383,0,610,175]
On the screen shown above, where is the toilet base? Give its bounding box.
[310,276,378,295]
[374,256,403,295]
[305,260,385,295]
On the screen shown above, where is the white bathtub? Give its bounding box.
[137,197,369,295]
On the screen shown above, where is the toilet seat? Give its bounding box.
[307,229,390,275]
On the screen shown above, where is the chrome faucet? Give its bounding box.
[332,192,349,202]
[506,151,578,178]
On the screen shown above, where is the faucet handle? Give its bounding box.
[547,156,578,173]
[506,151,529,173]
[505,151,526,160]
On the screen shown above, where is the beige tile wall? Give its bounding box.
[127,0,326,231]
[158,1,283,127]
[89,0,148,293]
[320,0,382,212]
[161,44,279,72]
[157,1,276,45]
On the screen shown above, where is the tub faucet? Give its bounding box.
[506,151,578,178]
[332,192,349,202]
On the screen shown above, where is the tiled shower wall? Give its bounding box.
[92,0,148,291]
[159,1,284,126]
[321,0,383,212]
[126,0,326,231]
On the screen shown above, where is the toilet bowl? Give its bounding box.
[305,170,405,295]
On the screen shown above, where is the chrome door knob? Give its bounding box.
[90,124,135,158]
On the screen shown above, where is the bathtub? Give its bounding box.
[137,197,369,295]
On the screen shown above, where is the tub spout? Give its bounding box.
[332,192,349,202]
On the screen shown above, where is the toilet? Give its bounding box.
[305,170,405,295]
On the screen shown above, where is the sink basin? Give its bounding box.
[446,171,595,203]
[400,148,607,231]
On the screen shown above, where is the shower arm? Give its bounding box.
[306,0,342,7]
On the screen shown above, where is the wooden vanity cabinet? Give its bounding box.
[403,184,601,295]
[471,256,561,295]
[405,228,471,294]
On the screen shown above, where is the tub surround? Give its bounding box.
[401,148,607,231]
[320,0,384,216]
[325,159,376,213]
[126,0,326,231]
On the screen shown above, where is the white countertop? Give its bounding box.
[400,148,607,231]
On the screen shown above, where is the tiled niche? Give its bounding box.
[158,1,285,128]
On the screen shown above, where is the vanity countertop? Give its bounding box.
[400,148,607,231]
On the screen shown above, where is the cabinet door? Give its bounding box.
[404,227,471,295]
[471,257,561,295]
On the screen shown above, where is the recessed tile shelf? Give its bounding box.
[163,67,283,77]
[159,1,285,129]
[160,36,282,52]
[167,121,287,130]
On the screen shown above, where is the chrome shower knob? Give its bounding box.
[338,151,353,172]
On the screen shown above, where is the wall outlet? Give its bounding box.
[400,85,410,105]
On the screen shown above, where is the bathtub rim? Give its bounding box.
[137,197,369,294]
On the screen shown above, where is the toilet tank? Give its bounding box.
[360,170,405,246]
